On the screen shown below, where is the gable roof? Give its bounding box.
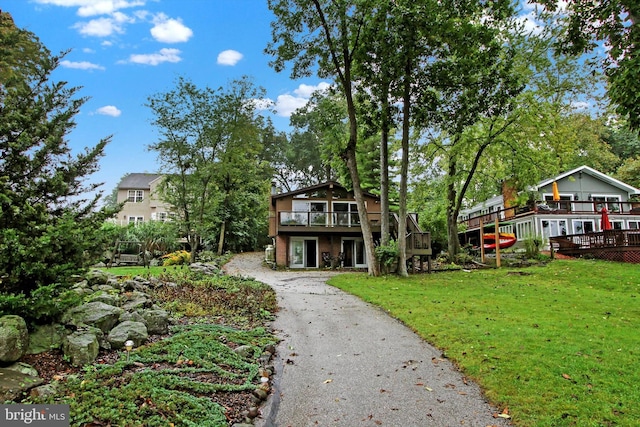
[118,173,163,190]
[536,165,640,195]
[271,181,379,200]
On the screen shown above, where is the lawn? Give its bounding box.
[328,259,640,427]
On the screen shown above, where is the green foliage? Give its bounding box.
[162,250,191,266]
[147,76,273,259]
[0,282,81,323]
[329,259,640,426]
[523,234,545,259]
[375,240,399,274]
[32,324,277,427]
[0,14,117,297]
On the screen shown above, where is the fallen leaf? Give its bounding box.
[324,379,333,384]
[425,386,433,392]
[562,373,572,380]
[498,414,511,419]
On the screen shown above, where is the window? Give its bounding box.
[333,202,359,226]
[544,194,573,211]
[541,219,567,240]
[629,221,639,230]
[127,190,143,203]
[516,221,533,241]
[128,216,144,224]
[591,195,621,212]
[572,220,594,234]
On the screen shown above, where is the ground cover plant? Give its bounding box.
[25,268,278,426]
[329,259,640,427]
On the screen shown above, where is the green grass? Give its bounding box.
[328,259,640,427]
[98,265,183,277]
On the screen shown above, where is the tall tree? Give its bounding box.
[532,1,639,130]
[267,0,381,275]
[147,76,270,260]
[0,11,115,296]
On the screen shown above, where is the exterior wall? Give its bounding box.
[270,182,382,268]
[538,172,629,203]
[116,176,173,225]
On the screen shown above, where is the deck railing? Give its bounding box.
[460,200,640,230]
[550,229,640,251]
[278,211,382,228]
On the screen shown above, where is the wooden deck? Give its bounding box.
[550,230,640,263]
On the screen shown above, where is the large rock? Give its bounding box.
[140,309,170,334]
[88,291,120,307]
[85,269,112,286]
[63,330,99,366]
[0,315,29,362]
[0,365,43,401]
[62,301,123,333]
[107,321,148,349]
[27,323,66,354]
[121,291,151,311]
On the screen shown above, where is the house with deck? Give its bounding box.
[457,166,640,262]
[268,181,432,269]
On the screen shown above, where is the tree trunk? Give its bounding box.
[380,81,391,247]
[446,159,461,258]
[345,146,380,276]
[189,234,199,264]
[217,220,226,256]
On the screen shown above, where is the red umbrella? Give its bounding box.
[601,206,612,230]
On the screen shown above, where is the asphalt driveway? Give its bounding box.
[224,252,511,427]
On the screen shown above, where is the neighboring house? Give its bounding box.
[115,173,173,225]
[458,165,640,248]
[268,181,431,269]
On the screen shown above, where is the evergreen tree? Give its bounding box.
[0,12,115,297]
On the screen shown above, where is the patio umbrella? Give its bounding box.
[552,181,560,201]
[601,206,612,230]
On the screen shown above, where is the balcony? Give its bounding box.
[277,210,382,232]
[459,200,640,231]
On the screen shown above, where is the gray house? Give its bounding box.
[458,165,640,248]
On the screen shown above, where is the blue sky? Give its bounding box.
[4,0,557,202]
[5,0,330,200]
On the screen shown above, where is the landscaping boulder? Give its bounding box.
[119,311,147,325]
[0,315,29,362]
[107,321,148,349]
[27,323,66,354]
[85,269,112,286]
[63,330,99,366]
[62,301,123,333]
[140,308,170,334]
[121,291,151,311]
[89,291,120,307]
[0,364,43,401]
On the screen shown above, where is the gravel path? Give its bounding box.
[224,252,511,427]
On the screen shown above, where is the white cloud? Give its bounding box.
[35,0,145,17]
[294,82,331,98]
[217,50,243,66]
[150,14,193,43]
[272,82,331,117]
[60,60,105,70]
[82,47,95,53]
[96,105,121,117]
[74,16,124,37]
[274,94,308,117]
[126,48,182,65]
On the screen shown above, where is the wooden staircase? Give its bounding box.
[391,214,432,272]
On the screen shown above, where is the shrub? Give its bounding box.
[162,250,191,266]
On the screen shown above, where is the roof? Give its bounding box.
[536,165,640,195]
[118,173,163,189]
[271,181,379,200]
